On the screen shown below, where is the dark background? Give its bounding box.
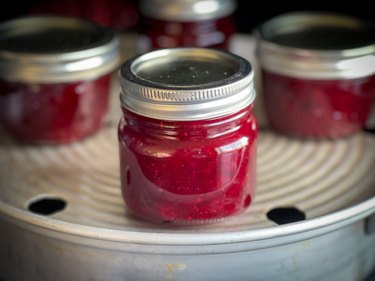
[234,0,374,33]
[0,0,374,32]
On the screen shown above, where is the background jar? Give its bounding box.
[0,16,120,143]
[138,0,237,51]
[119,48,257,224]
[257,12,375,139]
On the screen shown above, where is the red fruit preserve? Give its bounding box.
[29,0,139,32]
[119,48,257,224]
[0,16,120,143]
[0,76,111,142]
[257,12,375,138]
[262,72,375,138]
[138,0,236,50]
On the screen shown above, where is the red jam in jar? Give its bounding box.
[257,12,375,138]
[119,48,257,224]
[0,16,120,143]
[29,0,139,32]
[138,0,237,50]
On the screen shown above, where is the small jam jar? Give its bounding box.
[257,12,375,138]
[138,0,237,50]
[0,16,120,143]
[119,48,257,224]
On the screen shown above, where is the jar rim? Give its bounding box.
[139,0,236,22]
[120,48,256,121]
[256,12,375,79]
[0,16,120,83]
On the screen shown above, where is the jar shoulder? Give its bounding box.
[118,115,258,155]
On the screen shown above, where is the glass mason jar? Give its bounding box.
[138,0,237,51]
[119,48,257,224]
[257,12,375,139]
[0,16,120,143]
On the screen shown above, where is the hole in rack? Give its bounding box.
[267,207,306,225]
[364,127,375,135]
[28,197,66,216]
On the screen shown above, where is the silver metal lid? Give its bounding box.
[120,48,255,121]
[139,0,236,22]
[256,12,375,79]
[0,16,120,83]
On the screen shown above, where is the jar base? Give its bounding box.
[0,122,105,145]
[268,125,364,140]
[125,206,249,226]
